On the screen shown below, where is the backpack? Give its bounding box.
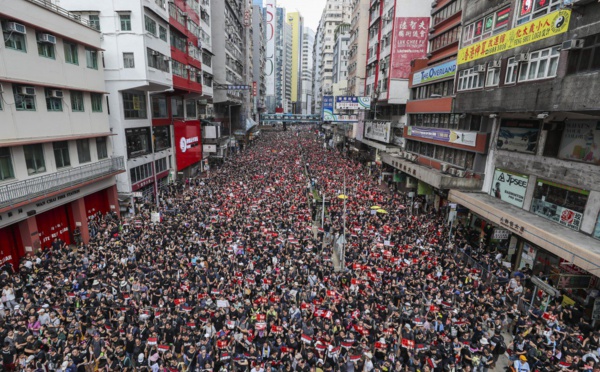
[496,339,507,354]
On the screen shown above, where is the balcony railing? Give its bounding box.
[25,0,97,30]
[0,157,125,209]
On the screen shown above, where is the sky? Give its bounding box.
[271,0,326,31]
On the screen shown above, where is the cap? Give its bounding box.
[519,355,527,362]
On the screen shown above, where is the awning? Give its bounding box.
[356,137,395,152]
[449,190,600,273]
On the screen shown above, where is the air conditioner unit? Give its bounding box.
[562,39,584,51]
[5,22,26,34]
[448,168,457,176]
[163,56,170,61]
[38,33,57,44]
[49,90,63,98]
[185,65,191,70]
[488,60,501,68]
[474,64,486,73]
[440,163,450,173]
[515,53,529,62]
[151,51,159,56]
[19,86,36,96]
[456,170,467,177]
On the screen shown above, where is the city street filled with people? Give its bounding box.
[1,128,598,372]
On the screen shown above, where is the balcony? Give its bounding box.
[0,157,125,210]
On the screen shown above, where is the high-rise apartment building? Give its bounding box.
[287,12,304,114]
[252,3,267,121]
[347,0,369,97]
[0,0,125,259]
[312,24,323,115]
[284,21,293,113]
[332,23,351,96]
[301,27,315,115]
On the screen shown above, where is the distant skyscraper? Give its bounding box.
[287,12,304,113]
[302,27,315,115]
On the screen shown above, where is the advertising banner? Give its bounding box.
[322,96,334,121]
[174,121,202,171]
[412,59,457,86]
[532,199,583,231]
[407,127,477,147]
[458,10,571,64]
[264,0,276,95]
[364,121,391,143]
[497,120,540,154]
[335,96,371,110]
[558,120,600,165]
[489,169,528,208]
[390,17,430,79]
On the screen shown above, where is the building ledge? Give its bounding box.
[0,133,114,149]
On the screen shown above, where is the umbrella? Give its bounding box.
[337,194,348,200]
[376,209,388,214]
[370,206,381,210]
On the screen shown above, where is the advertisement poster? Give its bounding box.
[322,96,334,121]
[558,121,600,165]
[495,7,510,28]
[412,59,456,86]
[458,10,571,64]
[335,96,371,110]
[364,121,391,143]
[520,0,533,16]
[531,199,583,231]
[519,243,537,269]
[489,169,528,208]
[497,120,540,154]
[390,17,429,79]
[407,127,477,147]
[264,0,276,95]
[174,121,202,170]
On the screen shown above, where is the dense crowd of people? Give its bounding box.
[0,128,598,372]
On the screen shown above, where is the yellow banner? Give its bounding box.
[562,295,576,308]
[457,10,571,65]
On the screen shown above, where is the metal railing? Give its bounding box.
[452,246,499,286]
[0,157,124,208]
[25,0,97,30]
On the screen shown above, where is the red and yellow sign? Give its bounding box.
[458,9,571,65]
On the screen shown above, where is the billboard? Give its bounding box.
[412,59,457,86]
[364,121,391,143]
[407,127,477,147]
[489,169,529,208]
[390,17,430,79]
[322,96,334,121]
[174,121,202,171]
[558,121,600,165]
[264,0,276,95]
[335,96,371,110]
[458,10,571,64]
[497,120,541,154]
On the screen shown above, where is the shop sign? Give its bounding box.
[497,120,541,154]
[35,189,81,208]
[412,59,457,86]
[490,169,528,208]
[391,17,430,79]
[174,121,202,171]
[558,121,600,165]
[364,121,391,143]
[531,199,584,231]
[499,217,525,234]
[335,96,371,110]
[407,127,477,147]
[458,10,571,64]
[492,228,510,240]
[132,177,154,191]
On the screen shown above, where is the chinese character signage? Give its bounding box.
[407,127,477,147]
[335,96,371,110]
[253,82,257,97]
[490,169,528,208]
[497,120,541,154]
[412,59,457,86]
[558,121,600,165]
[531,179,589,232]
[391,17,430,79]
[322,96,334,121]
[364,121,391,143]
[458,10,571,64]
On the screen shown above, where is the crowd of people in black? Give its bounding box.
[0,128,598,372]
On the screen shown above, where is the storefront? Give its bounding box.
[83,189,109,219]
[36,205,72,248]
[0,224,23,269]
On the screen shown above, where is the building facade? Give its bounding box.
[287,12,304,114]
[347,0,369,97]
[332,23,351,96]
[312,23,323,115]
[301,27,315,115]
[0,0,125,262]
[252,3,267,121]
[449,0,600,287]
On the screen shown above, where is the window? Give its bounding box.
[505,57,518,84]
[172,60,186,77]
[0,148,15,181]
[170,31,187,53]
[64,41,79,65]
[516,0,561,26]
[531,179,588,231]
[123,52,135,68]
[13,85,36,111]
[76,139,91,163]
[430,26,461,51]
[518,46,560,82]
[122,91,147,119]
[86,48,98,69]
[125,127,152,157]
[432,0,462,26]
[155,157,168,174]
[153,126,171,151]
[146,48,170,72]
[24,144,46,175]
[185,99,197,119]
[144,15,157,36]
[462,7,510,46]
[88,14,100,31]
[457,68,483,91]
[486,67,500,87]
[37,32,56,59]
[130,162,153,183]
[171,97,184,118]
[159,25,167,41]
[53,141,70,168]
[152,96,168,118]
[45,88,63,112]
[2,21,27,52]
[567,33,600,75]
[96,137,108,159]
[120,14,132,31]
[71,91,84,112]
[91,93,103,112]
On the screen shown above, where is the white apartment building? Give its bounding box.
[0,0,125,259]
[199,0,214,120]
[347,0,369,97]
[301,27,315,115]
[332,24,350,96]
[312,24,322,115]
[59,0,174,200]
